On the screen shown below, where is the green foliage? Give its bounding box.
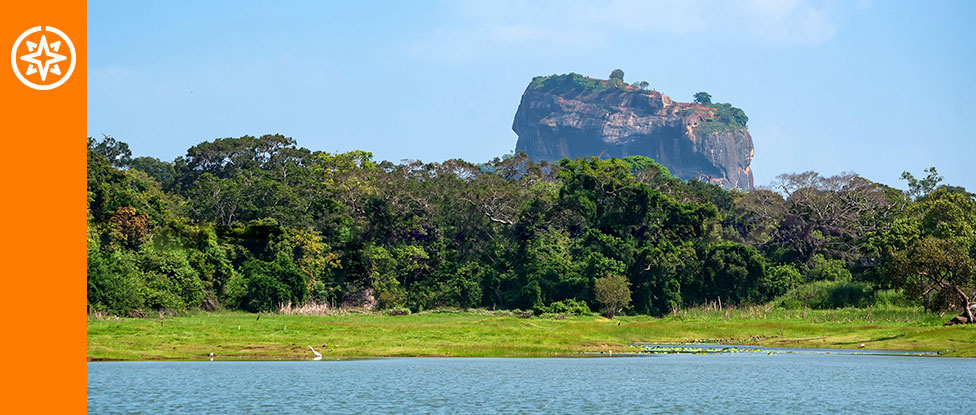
[137,246,205,311]
[383,306,412,316]
[900,167,943,200]
[240,253,308,312]
[621,155,672,179]
[529,73,611,93]
[86,135,973,323]
[129,156,177,189]
[537,299,591,315]
[594,274,631,318]
[806,254,853,282]
[691,242,772,306]
[879,188,976,314]
[768,264,803,292]
[444,262,485,310]
[695,102,749,134]
[774,280,885,309]
[693,92,712,105]
[87,247,144,314]
[609,69,625,81]
[88,135,132,168]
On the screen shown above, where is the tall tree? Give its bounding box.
[88,135,132,168]
[771,171,900,266]
[693,92,712,105]
[881,188,976,319]
[900,167,943,200]
[594,274,631,318]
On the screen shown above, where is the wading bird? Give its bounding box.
[308,346,322,361]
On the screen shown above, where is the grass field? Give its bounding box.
[86,306,976,361]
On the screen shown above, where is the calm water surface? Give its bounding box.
[88,354,974,414]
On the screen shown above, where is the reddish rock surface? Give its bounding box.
[513,75,755,189]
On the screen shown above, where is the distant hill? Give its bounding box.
[512,72,754,189]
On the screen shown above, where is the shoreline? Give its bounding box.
[87,310,976,361]
[85,344,962,362]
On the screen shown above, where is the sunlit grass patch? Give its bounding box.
[87,307,975,361]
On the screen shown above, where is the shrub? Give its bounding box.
[537,299,591,315]
[872,289,914,309]
[87,248,145,313]
[240,254,308,312]
[774,280,878,309]
[383,306,412,316]
[529,73,610,93]
[594,274,631,318]
[806,254,853,282]
[694,243,770,305]
[137,247,205,311]
[768,264,803,293]
[243,272,291,313]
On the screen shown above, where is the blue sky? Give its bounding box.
[88,0,976,190]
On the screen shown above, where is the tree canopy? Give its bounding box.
[86,136,975,322]
[694,92,712,105]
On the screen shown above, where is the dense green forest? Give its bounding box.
[86,135,976,322]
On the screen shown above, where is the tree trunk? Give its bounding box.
[951,285,973,324]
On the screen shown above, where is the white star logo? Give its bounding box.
[19,35,67,82]
[10,26,76,90]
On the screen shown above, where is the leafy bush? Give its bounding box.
[806,254,853,282]
[537,299,591,315]
[774,280,878,309]
[692,243,771,305]
[383,306,412,316]
[87,248,145,313]
[137,247,205,311]
[529,73,611,93]
[594,274,631,318]
[768,264,803,293]
[240,254,308,312]
[242,272,291,312]
[872,289,914,309]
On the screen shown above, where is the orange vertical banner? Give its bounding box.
[0,0,85,412]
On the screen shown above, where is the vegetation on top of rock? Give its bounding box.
[527,73,748,135]
[529,73,612,93]
[528,72,653,95]
[696,100,750,134]
[694,92,713,105]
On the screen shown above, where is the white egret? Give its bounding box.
[308,345,322,361]
[209,352,214,361]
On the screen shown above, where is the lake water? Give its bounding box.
[88,353,974,414]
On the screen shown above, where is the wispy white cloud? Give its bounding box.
[406,0,845,61]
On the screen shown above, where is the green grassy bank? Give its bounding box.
[87,307,976,361]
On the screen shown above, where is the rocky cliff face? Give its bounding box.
[513,74,754,189]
